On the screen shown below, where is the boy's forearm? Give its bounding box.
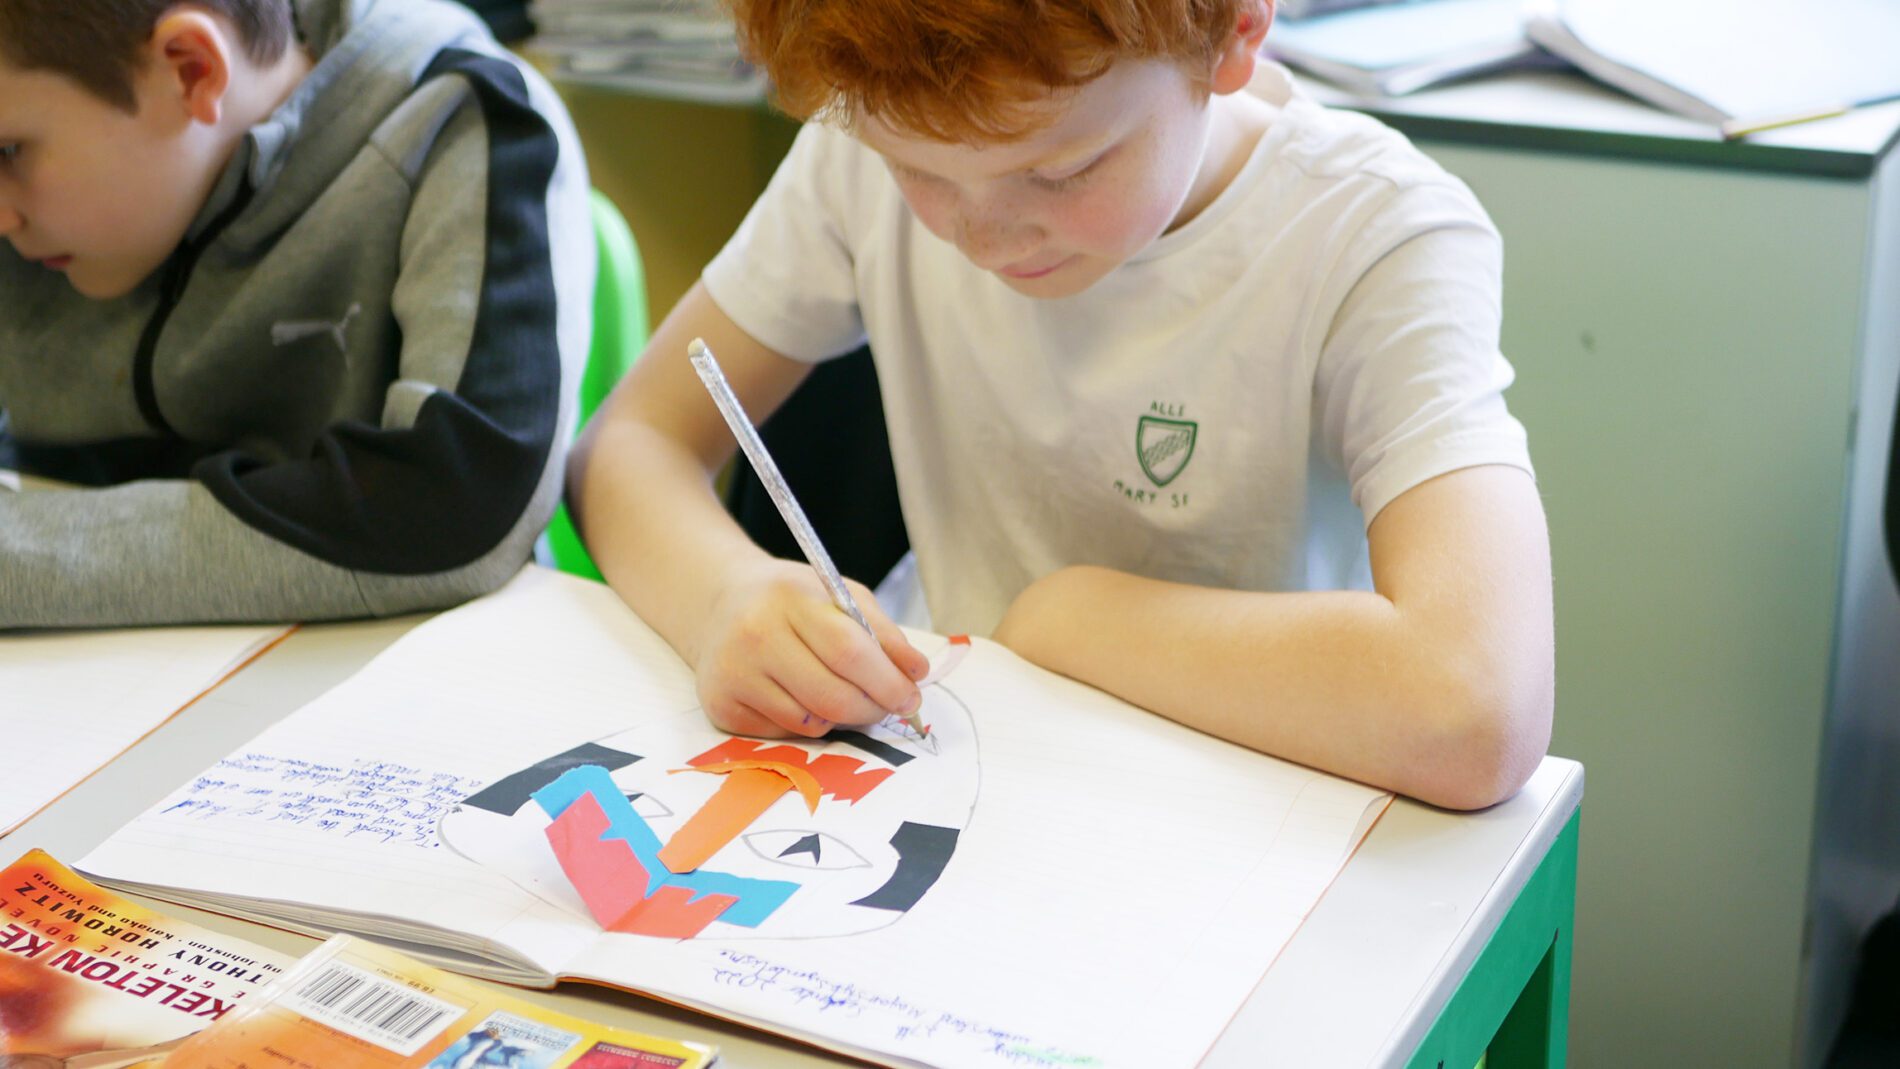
[0,479,536,628]
[568,416,769,668]
[993,565,1551,810]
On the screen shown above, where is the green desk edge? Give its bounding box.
[1408,809,1580,1069]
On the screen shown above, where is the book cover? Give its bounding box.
[161,934,715,1069]
[0,849,293,1066]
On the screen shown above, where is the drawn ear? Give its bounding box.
[849,822,960,912]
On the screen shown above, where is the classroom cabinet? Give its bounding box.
[1348,74,1900,1069]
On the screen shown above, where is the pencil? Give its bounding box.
[686,338,934,750]
[1720,102,1851,140]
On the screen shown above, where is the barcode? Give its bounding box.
[283,961,466,1056]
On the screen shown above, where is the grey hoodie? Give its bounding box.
[0,0,595,628]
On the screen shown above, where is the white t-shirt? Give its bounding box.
[703,64,1532,637]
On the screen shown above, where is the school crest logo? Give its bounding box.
[1136,416,1197,487]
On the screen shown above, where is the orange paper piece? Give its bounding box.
[687,738,894,802]
[656,767,794,874]
[804,753,891,802]
[623,884,741,939]
[679,760,824,811]
[647,740,901,877]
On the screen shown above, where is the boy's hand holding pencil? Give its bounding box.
[685,338,931,742]
[693,556,929,739]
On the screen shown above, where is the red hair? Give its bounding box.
[729,0,1247,142]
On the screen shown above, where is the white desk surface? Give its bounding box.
[7,614,1585,1067]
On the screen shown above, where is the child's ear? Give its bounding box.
[147,10,232,125]
[1210,0,1274,96]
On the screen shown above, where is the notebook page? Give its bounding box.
[82,568,1392,1069]
[80,569,698,977]
[0,623,291,834]
[558,639,1391,1069]
[1551,0,1900,121]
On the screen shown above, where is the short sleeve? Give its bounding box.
[701,123,869,363]
[1312,182,1533,526]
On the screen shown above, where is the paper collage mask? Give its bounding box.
[440,686,977,940]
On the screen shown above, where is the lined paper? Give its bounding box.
[1,623,291,834]
[81,567,1391,1069]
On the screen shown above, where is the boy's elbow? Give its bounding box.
[1408,665,1553,812]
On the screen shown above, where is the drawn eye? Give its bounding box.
[742,829,871,870]
[622,792,673,820]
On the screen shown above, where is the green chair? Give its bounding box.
[546,190,649,581]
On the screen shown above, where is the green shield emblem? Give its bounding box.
[1136,416,1197,487]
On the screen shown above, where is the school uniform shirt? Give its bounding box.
[0,0,593,628]
[702,63,1532,638]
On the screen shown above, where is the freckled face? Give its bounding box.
[0,61,216,300]
[858,60,1222,300]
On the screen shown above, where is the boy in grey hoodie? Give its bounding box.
[0,0,594,628]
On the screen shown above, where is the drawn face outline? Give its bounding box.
[440,685,978,940]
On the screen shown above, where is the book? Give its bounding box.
[1266,0,1547,98]
[163,934,716,1068]
[77,566,1391,1069]
[1524,0,1900,131]
[0,620,293,835]
[0,849,295,1066]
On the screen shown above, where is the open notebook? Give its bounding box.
[1267,0,1545,98]
[1526,0,1900,131]
[0,622,292,835]
[79,567,1391,1069]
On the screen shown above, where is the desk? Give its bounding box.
[9,614,1582,1067]
[1299,68,1900,1068]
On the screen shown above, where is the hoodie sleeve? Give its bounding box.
[0,53,593,629]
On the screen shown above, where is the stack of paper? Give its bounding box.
[527,0,765,105]
[0,623,291,834]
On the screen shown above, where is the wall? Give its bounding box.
[556,86,800,323]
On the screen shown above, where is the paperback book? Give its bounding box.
[0,849,293,1067]
[162,934,716,1069]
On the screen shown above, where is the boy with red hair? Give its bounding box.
[570,0,1553,809]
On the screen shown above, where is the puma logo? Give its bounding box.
[271,302,361,354]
